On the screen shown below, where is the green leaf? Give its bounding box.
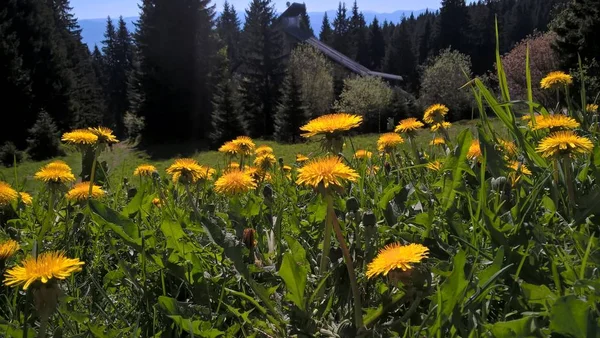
[279,238,308,311]
[521,282,557,309]
[486,317,537,337]
[377,184,402,210]
[441,130,472,211]
[433,250,469,332]
[550,295,596,338]
[89,200,142,249]
[478,247,504,288]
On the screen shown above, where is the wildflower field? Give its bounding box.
[1,50,600,338]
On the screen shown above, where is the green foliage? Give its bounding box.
[26,110,62,161]
[123,111,145,140]
[419,48,474,121]
[0,141,23,167]
[335,76,394,132]
[288,44,334,118]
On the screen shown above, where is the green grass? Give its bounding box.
[0,118,502,193]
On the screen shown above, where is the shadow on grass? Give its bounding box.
[138,139,212,160]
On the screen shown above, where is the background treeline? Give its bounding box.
[1,0,598,162]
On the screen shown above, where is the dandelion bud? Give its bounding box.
[243,228,257,250]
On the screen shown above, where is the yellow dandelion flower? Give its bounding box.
[529,114,580,131]
[536,130,594,158]
[467,140,482,160]
[498,139,518,157]
[88,126,119,144]
[296,156,359,189]
[367,165,380,176]
[228,162,241,169]
[296,154,310,163]
[0,240,20,260]
[133,164,157,177]
[430,137,446,146]
[253,153,276,170]
[540,71,573,90]
[166,158,214,183]
[395,118,424,133]
[255,145,274,156]
[431,122,452,132]
[426,161,443,172]
[366,243,429,279]
[34,166,76,184]
[586,103,599,114]
[300,113,363,138]
[44,160,72,172]
[423,104,449,124]
[354,150,373,159]
[0,181,18,207]
[231,136,256,155]
[152,198,162,208]
[508,161,532,175]
[61,129,98,145]
[3,251,84,290]
[19,192,32,205]
[66,182,105,202]
[214,169,257,195]
[219,141,240,155]
[377,133,404,153]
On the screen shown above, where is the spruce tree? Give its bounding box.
[217,2,242,69]
[239,0,284,138]
[0,0,33,148]
[53,0,106,127]
[211,51,245,146]
[348,1,369,65]
[319,12,333,44]
[274,69,307,143]
[299,5,314,36]
[332,2,350,56]
[368,17,385,70]
[384,20,417,90]
[135,0,217,143]
[552,0,600,76]
[435,0,471,55]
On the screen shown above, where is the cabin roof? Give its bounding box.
[281,3,402,82]
[280,3,306,18]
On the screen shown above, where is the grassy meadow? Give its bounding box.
[1,59,600,337]
[0,119,497,192]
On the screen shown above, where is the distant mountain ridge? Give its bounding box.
[79,9,432,49]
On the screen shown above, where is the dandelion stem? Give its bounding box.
[329,202,364,329]
[88,148,99,197]
[563,156,576,213]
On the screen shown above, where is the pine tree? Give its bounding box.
[319,12,333,44]
[368,17,385,70]
[332,2,350,56]
[26,110,61,160]
[239,0,284,138]
[435,0,471,55]
[211,51,245,146]
[299,5,314,36]
[135,0,217,143]
[384,20,417,90]
[348,1,369,65]
[217,2,242,69]
[274,69,307,143]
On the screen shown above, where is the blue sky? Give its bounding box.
[70,0,443,19]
